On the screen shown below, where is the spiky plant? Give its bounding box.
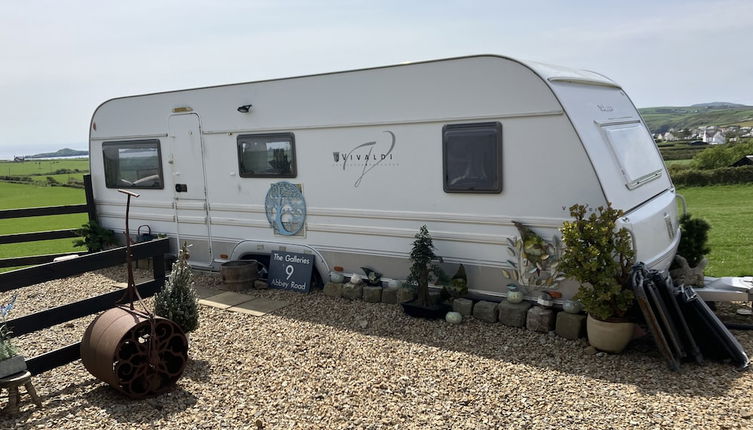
[154,243,199,333]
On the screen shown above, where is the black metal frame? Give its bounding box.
[237,132,297,178]
[102,139,165,189]
[442,122,503,194]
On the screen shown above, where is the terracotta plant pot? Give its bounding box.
[586,314,634,353]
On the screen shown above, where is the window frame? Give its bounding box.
[442,122,503,194]
[237,132,297,178]
[102,139,164,190]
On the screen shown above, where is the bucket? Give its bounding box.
[221,260,258,291]
[80,307,188,399]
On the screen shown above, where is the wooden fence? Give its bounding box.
[0,174,97,268]
[0,238,169,375]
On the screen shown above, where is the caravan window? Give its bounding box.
[602,123,664,189]
[237,133,297,178]
[443,122,503,193]
[102,140,164,189]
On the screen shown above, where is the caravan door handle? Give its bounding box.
[175,184,188,192]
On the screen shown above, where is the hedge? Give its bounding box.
[671,165,753,186]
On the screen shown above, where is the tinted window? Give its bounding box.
[237,133,296,178]
[443,122,502,193]
[102,140,163,189]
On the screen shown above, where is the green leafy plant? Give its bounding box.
[73,220,116,252]
[154,243,200,333]
[0,295,18,361]
[407,225,448,307]
[501,221,565,290]
[559,204,635,321]
[676,213,711,267]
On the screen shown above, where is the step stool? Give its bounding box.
[0,371,42,415]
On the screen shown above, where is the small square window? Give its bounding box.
[237,133,296,178]
[443,122,502,193]
[102,140,164,189]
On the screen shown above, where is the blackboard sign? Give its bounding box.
[268,251,315,293]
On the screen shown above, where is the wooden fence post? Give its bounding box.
[83,174,97,222]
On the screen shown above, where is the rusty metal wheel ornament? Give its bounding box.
[81,307,188,399]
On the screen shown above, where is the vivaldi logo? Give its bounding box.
[332,131,397,187]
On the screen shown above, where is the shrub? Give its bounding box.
[560,204,635,321]
[692,140,753,169]
[676,213,711,267]
[74,220,116,252]
[671,165,753,186]
[154,243,199,333]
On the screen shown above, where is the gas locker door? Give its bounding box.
[168,114,212,267]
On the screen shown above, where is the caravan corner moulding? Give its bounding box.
[89,54,679,300]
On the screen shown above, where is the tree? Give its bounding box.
[407,225,447,307]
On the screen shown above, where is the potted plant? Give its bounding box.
[401,225,450,319]
[154,243,200,334]
[559,204,636,353]
[0,295,26,378]
[74,220,116,252]
[501,221,565,299]
[670,213,711,287]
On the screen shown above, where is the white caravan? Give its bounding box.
[88,55,680,299]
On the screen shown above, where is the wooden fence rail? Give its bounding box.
[0,174,96,268]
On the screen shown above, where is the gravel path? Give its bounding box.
[1,268,752,429]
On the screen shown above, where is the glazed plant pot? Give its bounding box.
[563,300,582,314]
[586,315,634,353]
[0,355,27,379]
[329,271,345,284]
[507,290,524,304]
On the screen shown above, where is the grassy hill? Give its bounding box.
[639,104,753,133]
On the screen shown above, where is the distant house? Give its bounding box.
[703,127,726,145]
[731,155,753,167]
[663,131,678,141]
[13,156,25,162]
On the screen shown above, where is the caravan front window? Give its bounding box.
[602,123,664,189]
[237,133,296,178]
[102,140,164,189]
[443,122,503,193]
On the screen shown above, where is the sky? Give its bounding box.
[1,0,752,158]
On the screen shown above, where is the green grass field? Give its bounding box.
[678,184,753,277]
[0,182,87,272]
[0,158,89,176]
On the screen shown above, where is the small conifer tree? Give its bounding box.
[155,243,199,333]
[407,225,447,307]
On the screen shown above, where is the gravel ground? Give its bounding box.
[1,268,753,429]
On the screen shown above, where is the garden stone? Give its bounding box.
[397,287,415,303]
[453,298,473,316]
[556,312,586,340]
[381,287,399,304]
[363,286,382,303]
[254,280,268,290]
[498,301,532,328]
[445,311,463,324]
[323,282,343,298]
[342,283,363,300]
[473,301,498,323]
[526,306,555,333]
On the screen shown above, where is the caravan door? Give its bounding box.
[167,114,212,267]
